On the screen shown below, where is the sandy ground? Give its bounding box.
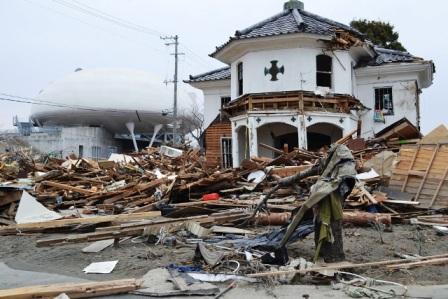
[2,262,448,299]
[0,224,447,286]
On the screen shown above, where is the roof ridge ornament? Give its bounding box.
[283,0,304,11]
[292,8,304,27]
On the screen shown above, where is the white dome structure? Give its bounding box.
[31,68,192,134]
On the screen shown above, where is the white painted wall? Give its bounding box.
[230,47,353,99]
[356,71,419,137]
[200,85,230,129]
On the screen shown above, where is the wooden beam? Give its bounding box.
[0,279,141,299]
[0,211,161,235]
[36,211,250,246]
[386,257,448,270]
[414,144,440,201]
[335,128,357,145]
[401,144,420,192]
[42,181,95,195]
[247,253,448,278]
[429,164,448,208]
[258,143,284,155]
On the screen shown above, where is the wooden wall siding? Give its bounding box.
[204,121,232,168]
[389,144,448,208]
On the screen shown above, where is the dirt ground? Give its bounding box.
[1,224,447,286]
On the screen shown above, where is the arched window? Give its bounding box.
[316,54,332,88]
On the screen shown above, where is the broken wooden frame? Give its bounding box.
[223,90,362,116]
[390,143,448,208]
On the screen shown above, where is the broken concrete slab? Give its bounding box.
[15,191,62,224]
[135,268,219,296]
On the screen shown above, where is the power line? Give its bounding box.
[70,0,162,36]
[25,0,217,75]
[0,96,101,111]
[0,93,156,114]
[55,0,217,70]
[22,0,166,54]
[52,0,162,37]
[180,43,215,69]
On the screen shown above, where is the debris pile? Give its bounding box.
[0,123,447,298]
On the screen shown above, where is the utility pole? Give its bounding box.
[161,35,184,144]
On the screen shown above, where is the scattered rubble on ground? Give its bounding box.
[0,124,447,298]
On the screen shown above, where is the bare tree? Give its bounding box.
[178,97,204,147]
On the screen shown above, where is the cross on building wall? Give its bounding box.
[264,60,284,81]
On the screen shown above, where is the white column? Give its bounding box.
[248,116,258,158]
[298,114,307,149]
[149,124,163,148]
[343,116,354,135]
[125,122,138,152]
[231,122,239,168]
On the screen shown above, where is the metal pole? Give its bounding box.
[173,35,178,144]
[161,34,183,145]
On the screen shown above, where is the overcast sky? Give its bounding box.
[0,0,446,133]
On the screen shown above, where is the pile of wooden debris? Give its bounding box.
[0,122,447,298]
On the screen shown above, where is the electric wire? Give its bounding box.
[55,0,217,70]
[52,0,161,37]
[22,0,166,54]
[0,93,156,114]
[23,0,217,79]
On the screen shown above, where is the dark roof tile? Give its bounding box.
[185,66,230,83]
[211,8,363,57]
[357,47,421,67]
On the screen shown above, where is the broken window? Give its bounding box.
[316,54,332,88]
[237,62,243,96]
[221,137,233,168]
[78,145,84,158]
[221,96,231,109]
[375,87,394,115]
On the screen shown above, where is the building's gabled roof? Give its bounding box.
[210,5,363,57]
[185,66,230,83]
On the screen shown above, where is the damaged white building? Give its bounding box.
[186,0,435,168]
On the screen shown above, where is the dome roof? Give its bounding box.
[30,68,194,133]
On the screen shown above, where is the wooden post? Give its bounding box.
[414,144,440,201]
[401,144,421,192]
[356,119,362,138]
[429,163,448,208]
[113,237,120,248]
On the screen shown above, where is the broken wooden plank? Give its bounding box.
[401,144,421,192]
[41,181,95,195]
[247,253,448,278]
[429,164,448,207]
[0,211,161,235]
[343,211,391,226]
[0,279,142,299]
[386,257,448,270]
[414,144,440,201]
[36,211,250,246]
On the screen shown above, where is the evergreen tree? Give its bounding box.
[350,19,407,51]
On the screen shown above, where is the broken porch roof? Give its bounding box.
[185,66,230,83]
[210,3,363,58]
[359,47,423,67]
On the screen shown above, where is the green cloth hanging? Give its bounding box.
[314,191,343,261]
